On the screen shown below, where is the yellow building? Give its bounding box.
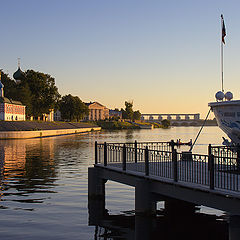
[85,102,109,120]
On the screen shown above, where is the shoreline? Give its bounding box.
[0,121,101,139]
[0,119,218,139]
[94,120,168,130]
[0,127,101,139]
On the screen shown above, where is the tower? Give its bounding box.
[13,58,25,84]
[0,71,4,98]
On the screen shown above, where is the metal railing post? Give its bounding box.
[145,146,149,176]
[208,144,212,171]
[95,141,98,164]
[237,149,240,171]
[123,144,126,171]
[104,142,107,166]
[135,140,138,163]
[209,153,214,190]
[208,144,212,155]
[170,140,175,153]
[173,149,178,182]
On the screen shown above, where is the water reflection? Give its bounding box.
[124,130,136,140]
[0,127,231,240]
[0,139,59,208]
[90,206,229,240]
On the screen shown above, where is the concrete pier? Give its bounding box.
[135,214,155,240]
[88,167,106,225]
[229,215,240,240]
[164,198,196,217]
[135,180,156,216]
[89,141,240,239]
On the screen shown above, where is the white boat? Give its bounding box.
[207,15,240,146]
[209,92,240,145]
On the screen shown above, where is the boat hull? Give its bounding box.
[209,100,240,145]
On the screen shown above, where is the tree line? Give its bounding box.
[1,69,88,121]
[1,69,141,121]
[120,101,141,121]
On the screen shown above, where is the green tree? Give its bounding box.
[16,83,32,116]
[1,69,60,118]
[1,71,32,116]
[120,108,127,119]
[24,70,60,118]
[1,72,18,99]
[59,94,89,121]
[73,96,89,121]
[161,119,170,128]
[124,101,134,120]
[121,101,141,121]
[133,110,141,120]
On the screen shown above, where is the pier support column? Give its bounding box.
[88,167,106,226]
[229,215,240,240]
[164,198,196,218]
[135,180,156,240]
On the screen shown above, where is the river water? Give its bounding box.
[0,127,230,239]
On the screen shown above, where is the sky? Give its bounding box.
[1,0,240,119]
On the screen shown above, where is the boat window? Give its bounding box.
[224,112,235,117]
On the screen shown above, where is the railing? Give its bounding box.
[107,141,174,152]
[211,145,240,167]
[211,145,240,191]
[95,141,240,192]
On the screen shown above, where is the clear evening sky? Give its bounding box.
[1,0,240,118]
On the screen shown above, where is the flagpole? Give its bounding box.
[221,35,224,92]
[221,14,226,93]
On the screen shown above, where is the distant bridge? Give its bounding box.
[141,113,200,121]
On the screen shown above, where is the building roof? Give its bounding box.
[109,109,122,114]
[85,102,93,106]
[85,101,105,108]
[0,97,11,103]
[13,67,25,81]
[11,100,23,105]
[0,97,23,105]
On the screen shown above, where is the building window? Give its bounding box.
[224,112,235,117]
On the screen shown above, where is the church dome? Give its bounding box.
[13,67,25,82]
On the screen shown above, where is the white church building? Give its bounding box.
[0,72,26,121]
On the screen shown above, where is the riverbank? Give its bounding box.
[94,120,167,130]
[171,119,218,126]
[0,121,101,139]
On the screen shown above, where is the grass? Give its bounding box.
[95,120,140,130]
[95,120,170,130]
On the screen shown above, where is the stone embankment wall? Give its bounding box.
[0,121,101,139]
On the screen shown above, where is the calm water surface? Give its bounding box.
[0,127,229,239]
